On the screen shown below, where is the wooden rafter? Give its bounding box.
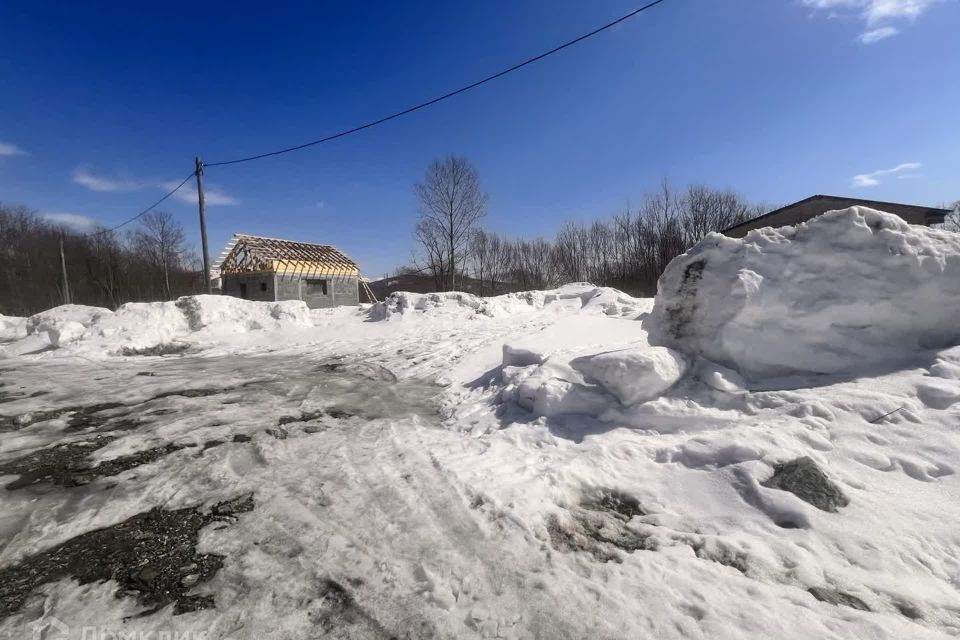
[217,234,361,278]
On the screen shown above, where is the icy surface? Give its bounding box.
[1,271,959,638]
[647,207,960,378]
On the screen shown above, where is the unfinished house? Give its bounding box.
[213,234,369,308]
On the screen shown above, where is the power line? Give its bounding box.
[85,170,196,237]
[206,0,669,167]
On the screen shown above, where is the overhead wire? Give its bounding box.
[83,170,196,237]
[205,0,669,167]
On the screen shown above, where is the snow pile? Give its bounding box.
[368,291,489,321]
[25,304,114,336]
[500,344,687,418]
[175,295,311,332]
[369,284,650,321]
[546,283,649,317]
[0,315,27,342]
[647,207,960,378]
[9,296,314,355]
[46,321,87,348]
[494,315,685,419]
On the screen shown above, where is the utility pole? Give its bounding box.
[59,232,71,305]
[195,156,213,294]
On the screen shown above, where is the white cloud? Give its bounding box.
[163,181,238,206]
[0,141,26,156]
[862,0,933,23]
[851,162,921,187]
[73,168,144,192]
[802,0,940,42]
[41,212,96,231]
[858,25,899,42]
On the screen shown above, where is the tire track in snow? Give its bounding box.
[331,415,578,639]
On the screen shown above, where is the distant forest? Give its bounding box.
[410,156,769,297]
[0,204,200,316]
[463,183,766,296]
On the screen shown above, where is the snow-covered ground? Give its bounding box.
[2,208,960,639]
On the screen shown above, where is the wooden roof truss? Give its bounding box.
[216,234,360,281]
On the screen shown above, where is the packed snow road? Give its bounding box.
[2,303,631,640]
[0,352,562,638]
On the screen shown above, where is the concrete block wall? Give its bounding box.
[274,274,359,309]
[221,272,276,302]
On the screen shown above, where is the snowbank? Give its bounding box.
[0,315,27,342]
[647,207,960,378]
[369,284,650,321]
[9,296,313,355]
[368,291,489,321]
[175,295,311,332]
[25,304,114,335]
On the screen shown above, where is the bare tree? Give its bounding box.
[85,230,125,308]
[462,182,763,297]
[414,155,488,291]
[130,211,187,300]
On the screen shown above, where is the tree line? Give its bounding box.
[412,155,766,296]
[0,204,199,316]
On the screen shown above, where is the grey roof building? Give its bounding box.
[723,195,950,238]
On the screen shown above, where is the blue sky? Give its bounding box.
[1,0,958,277]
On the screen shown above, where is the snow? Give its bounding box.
[0,315,26,343]
[46,320,86,348]
[571,345,688,405]
[2,212,960,639]
[1,295,315,357]
[369,283,651,321]
[25,304,113,335]
[647,206,960,379]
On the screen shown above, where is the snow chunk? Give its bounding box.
[917,379,960,410]
[647,207,960,378]
[697,361,747,393]
[496,316,679,419]
[501,363,612,418]
[0,315,27,342]
[26,304,113,335]
[47,320,86,348]
[502,344,547,367]
[570,346,687,405]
